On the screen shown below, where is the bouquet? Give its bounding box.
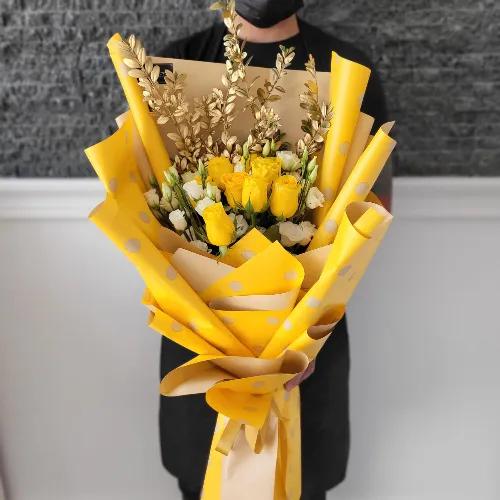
[85,2,396,498]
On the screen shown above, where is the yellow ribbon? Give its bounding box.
[160,351,308,500]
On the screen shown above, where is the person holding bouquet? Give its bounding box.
[156,2,392,499]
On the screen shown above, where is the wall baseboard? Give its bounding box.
[0,177,499,220]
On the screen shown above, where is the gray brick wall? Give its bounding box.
[1,0,498,176]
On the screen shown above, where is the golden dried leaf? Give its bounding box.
[123,58,140,69]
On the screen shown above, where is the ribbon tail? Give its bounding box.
[201,387,301,500]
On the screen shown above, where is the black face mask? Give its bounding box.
[235,0,304,29]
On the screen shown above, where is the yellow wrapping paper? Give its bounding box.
[107,34,171,184]
[309,121,396,250]
[86,35,396,500]
[314,52,371,223]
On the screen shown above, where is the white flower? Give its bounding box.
[190,240,210,253]
[181,171,197,183]
[168,209,188,231]
[195,196,215,216]
[306,187,325,209]
[160,192,179,212]
[235,214,249,237]
[298,221,316,246]
[183,179,205,201]
[144,188,160,207]
[233,161,246,173]
[278,220,316,247]
[229,213,249,237]
[206,182,221,202]
[278,221,304,247]
[277,151,301,172]
[164,166,179,186]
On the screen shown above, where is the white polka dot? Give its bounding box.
[252,381,265,389]
[267,316,279,325]
[129,171,138,182]
[125,238,141,252]
[138,211,150,223]
[339,142,350,155]
[284,270,297,281]
[323,187,334,201]
[338,265,352,277]
[108,178,118,192]
[284,320,292,331]
[355,182,369,196]
[241,250,255,260]
[166,266,177,280]
[222,316,234,325]
[171,321,182,332]
[324,219,338,234]
[230,281,243,292]
[307,297,321,308]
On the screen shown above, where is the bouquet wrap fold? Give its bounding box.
[85,34,395,500]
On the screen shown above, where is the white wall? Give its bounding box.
[0,178,499,500]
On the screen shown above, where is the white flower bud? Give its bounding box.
[308,165,318,183]
[195,196,215,216]
[181,171,197,184]
[206,182,221,202]
[230,213,249,237]
[168,209,188,232]
[307,156,317,171]
[236,215,249,237]
[190,240,210,253]
[233,161,245,173]
[170,195,179,210]
[161,182,172,201]
[278,221,304,247]
[298,221,316,246]
[183,179,205,201]
[144,188,160,207]
[262,140,270,157]
[305,186,325,209]
[276,151,301,172]
[164,166,179,186]
[278,220,316,247]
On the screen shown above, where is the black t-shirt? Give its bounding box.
[160,18,388,130]
[243,32,308,69]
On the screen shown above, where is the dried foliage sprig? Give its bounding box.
[297,55,333,157]
[201,0,247,161]
[242,45,295,153]
[118,35,204,171]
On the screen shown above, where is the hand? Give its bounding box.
[284,358,316,391]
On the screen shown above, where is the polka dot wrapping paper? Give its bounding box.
[84,34,396,500]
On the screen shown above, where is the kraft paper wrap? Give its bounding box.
[85,35,396,500]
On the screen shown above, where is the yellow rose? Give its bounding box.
[270,175,301,219]
[250,155,281,185]
[201,202,235,246]
[241,176,268,213]
[221,172,247,208]
[207,156,233,188]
